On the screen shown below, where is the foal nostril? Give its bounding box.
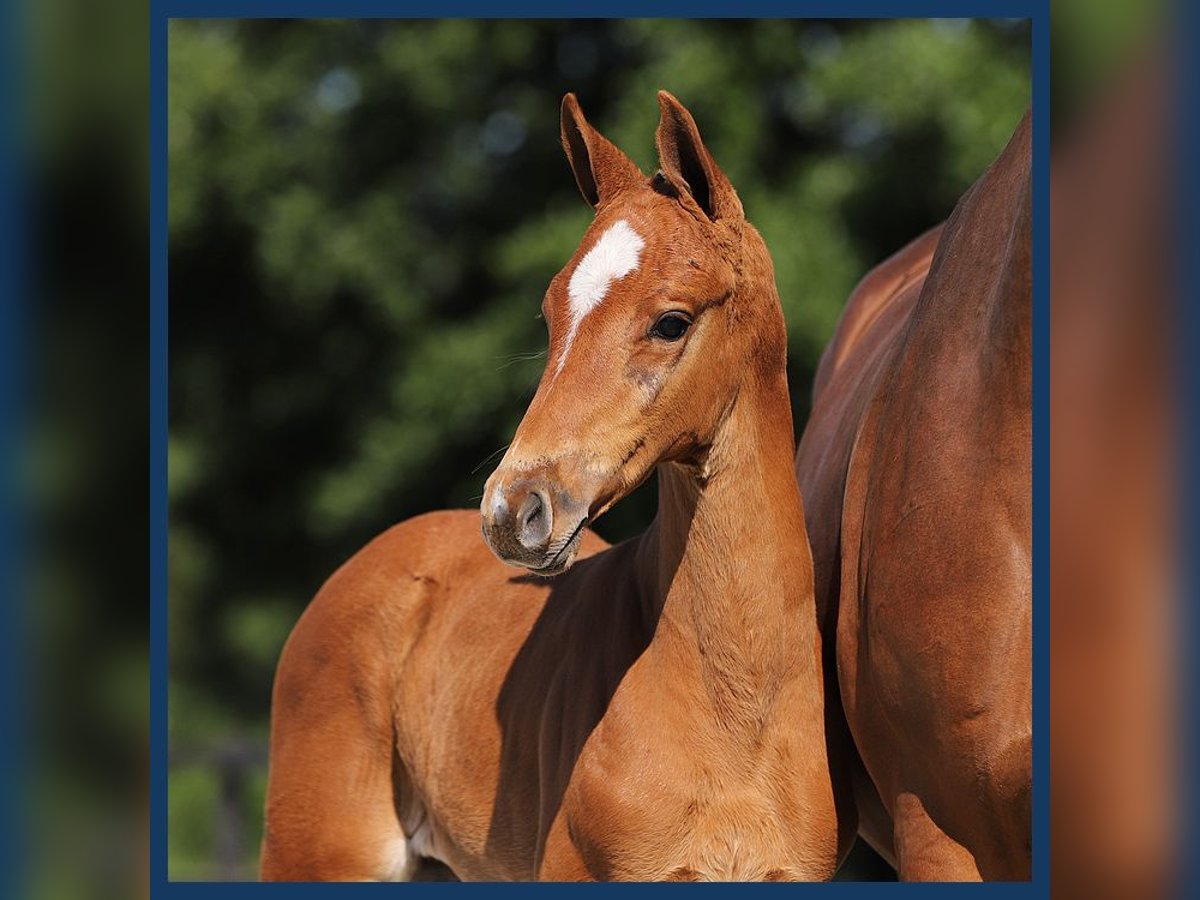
[520,492,542,528]
[517,490,552,550]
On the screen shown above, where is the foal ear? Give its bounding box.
[560,93,643,208]
[655,90,743,222]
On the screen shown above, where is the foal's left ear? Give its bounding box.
[655,91,743,222]
[561,93,644,208]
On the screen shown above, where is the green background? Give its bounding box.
[167,18,1030,880]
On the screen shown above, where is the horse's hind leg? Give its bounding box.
[259,600,413,881]
[892,792,982,882]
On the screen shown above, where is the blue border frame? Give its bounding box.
[151,4,1048,894]
[0,0,26,895]
[1029,7,1048,891]
[1179,3,1198,893]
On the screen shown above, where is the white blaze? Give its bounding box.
[556,219,645,375]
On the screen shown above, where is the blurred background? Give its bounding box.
[166,18,1029,880]
[21,1,148,898]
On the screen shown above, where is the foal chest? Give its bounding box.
[545,734,826,881]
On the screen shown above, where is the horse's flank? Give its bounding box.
[796,111,1032,880]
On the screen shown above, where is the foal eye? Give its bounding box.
[649,312,692,341]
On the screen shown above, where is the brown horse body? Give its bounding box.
[260,93,838,882]
[796,112,1032,880]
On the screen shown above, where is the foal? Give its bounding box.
[261,92,837,882]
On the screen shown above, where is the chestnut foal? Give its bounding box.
[260,92,837,882]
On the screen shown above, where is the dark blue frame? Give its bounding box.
[150,3,1049,894]
[0,0,26,893]
[1185,3,1200,892]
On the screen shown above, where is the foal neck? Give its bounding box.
[636,359,820,730]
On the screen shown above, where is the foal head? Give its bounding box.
[481,92,787,574]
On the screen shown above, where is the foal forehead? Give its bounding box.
[566,218,647,318]
[552,190,714,322]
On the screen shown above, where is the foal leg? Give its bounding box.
[259,710,413,879]
[892,792,982,882]
[259,603,412,881]
[536,815,594,881]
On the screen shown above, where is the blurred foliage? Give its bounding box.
[167,18,1028,879]
[1050,0,1166,118]
[24,0,150,898]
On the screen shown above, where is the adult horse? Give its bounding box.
[260,92,839,881]
[795,111,1031,880]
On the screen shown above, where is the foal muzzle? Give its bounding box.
[480,474,589,574]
